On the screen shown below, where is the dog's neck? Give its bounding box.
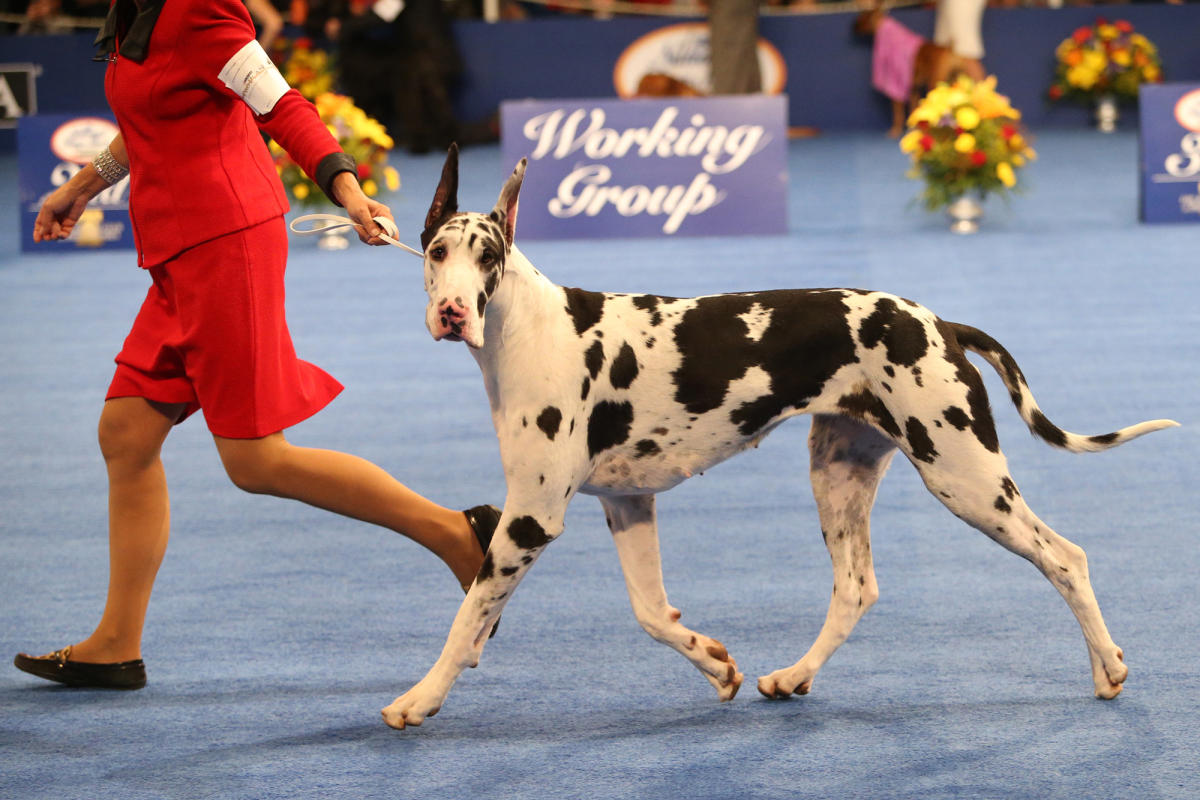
[468,244,565,400]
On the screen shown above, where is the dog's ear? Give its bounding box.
[422,143,460,249]
[491,158,526,249]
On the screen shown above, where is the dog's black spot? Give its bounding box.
[476,291,487,318]
[564,288,606,335]
[905,417,938,463]
[569,418,575,434]
[1001,476,1019,499]
[521,417,528,427]
[935,321,1000,453]
[539,475,545,485]
[507,515,551,550]
[943,406,971,431]
[587,400,634,458]
[672,291,859,436]
[476,552,495,582]
[500,566,519,576]
[522,555,534,564]
[912,366,924,387]
[635,439,662,458]
[837,388,902,439]
[585,340,605,380]
[949,323,1028,404]
[536,406,562,441]
[489,210,500,222]
[484,270,500,298]
[994,496,1012,514]
[884,365,895,378]
[882,382,892,394]
[645,337,656,349]
[633,295,664,327]
[1031,409,1069,448]
[610,342,639,390]
[1089,432,1119,446]
[858,297,928,367]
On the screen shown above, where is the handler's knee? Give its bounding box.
[214,432,287,495]
[98,397,180,470]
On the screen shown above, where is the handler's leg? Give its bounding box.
[214,432,485,589]
[69,397,185,663]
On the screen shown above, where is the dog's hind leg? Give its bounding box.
[914,456,1128,698]
[600,494,744,701]
[758,414,897,699]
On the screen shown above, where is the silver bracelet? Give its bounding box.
[91,146,129,185]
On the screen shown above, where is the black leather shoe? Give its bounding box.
[14,646,146,690]
[463,504,503,638]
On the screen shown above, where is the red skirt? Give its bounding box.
[106,217,342,438]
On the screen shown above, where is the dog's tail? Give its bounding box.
[948,322,1179,452]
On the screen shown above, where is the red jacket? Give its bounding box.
[103,0,341,267]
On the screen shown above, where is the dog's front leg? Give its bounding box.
[382,501,567,729]
[601,494,744,701]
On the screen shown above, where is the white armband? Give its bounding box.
[218,40,290,116]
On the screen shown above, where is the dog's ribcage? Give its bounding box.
[502,284,984,496]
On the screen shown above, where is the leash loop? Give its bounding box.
[289,213,424,258]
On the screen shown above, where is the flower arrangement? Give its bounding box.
[270,92,401,208]
[1048,18,1163,103]
[270,36,335,101]
[900,76,1036,211]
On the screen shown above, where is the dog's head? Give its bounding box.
[420,143,525,349]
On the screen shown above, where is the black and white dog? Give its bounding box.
[382,145,1177,729]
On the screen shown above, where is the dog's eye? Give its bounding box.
[480,251,494,266]
[429,245,446,261]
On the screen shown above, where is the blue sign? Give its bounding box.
[1139,83,1200,223]
[500,95,788,239]
[18,113,134,252]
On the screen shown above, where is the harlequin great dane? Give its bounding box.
[381,145,1178,729]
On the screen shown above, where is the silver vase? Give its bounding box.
[1095,94,1118,133]
[946,194,983,234]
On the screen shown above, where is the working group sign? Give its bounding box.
[500,95,788,239]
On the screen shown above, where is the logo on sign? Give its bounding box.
[613,22,786,98]
[0,63,39,128]
[1174,89,1200,132]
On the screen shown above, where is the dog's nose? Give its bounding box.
[435,297,469,340]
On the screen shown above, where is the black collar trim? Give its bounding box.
[94,0,166,64]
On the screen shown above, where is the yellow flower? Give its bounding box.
[1067,64,1099,90]
[1082,49,1107,73]
[1023,147,1037,161]
[293,183,310,200]
[384,166,401,192]
[363,179,378,197]
[1111,49,1131,67]
[954,133,976,153]
[955,106,981,130]
[1008,133,1025,150]
[899,130,924,153]
[1143,64,1161,81]
[1012,153,1026,167]
[996,161,1017,188]
[1096,24,1118,41]
[907,103,942,128]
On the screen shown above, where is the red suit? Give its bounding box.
[98,0,347,437]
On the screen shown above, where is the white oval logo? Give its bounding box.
[49,117,120,165]
[613,22,786,98]
[1174,89,1200,133]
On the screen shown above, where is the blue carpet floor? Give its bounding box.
[1,131,1197,800]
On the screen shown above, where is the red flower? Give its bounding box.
[920,135,934,151]
[970,150,988,167]
[1048,85,1064,100]
[1072,26,1092,44]
[1115,19,1133,33]
[295,36,313,50]
[357,164,371,180]
[1001,124,1017,139]
[917,120,930,131]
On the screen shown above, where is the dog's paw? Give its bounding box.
[381,685,444,730]
[693,637,743,701]
[756,667,814,700]
[1093,648,1127,700]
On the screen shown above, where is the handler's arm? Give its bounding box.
[33,134,128,242]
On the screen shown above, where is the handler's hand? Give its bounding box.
[332,172,396,246]
[33,183,93,242]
